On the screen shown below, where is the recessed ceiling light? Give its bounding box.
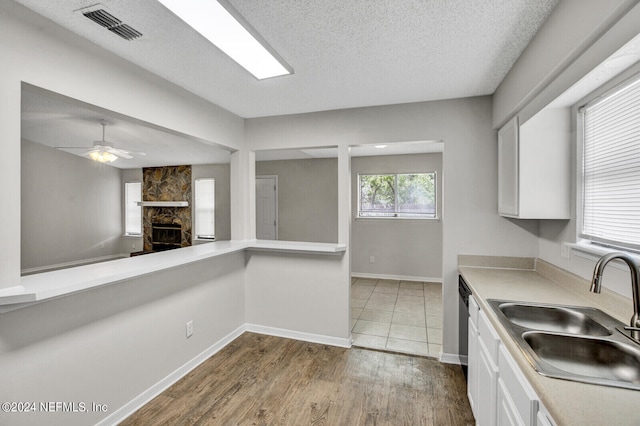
[375,145,387,149]
[158,0,292,80]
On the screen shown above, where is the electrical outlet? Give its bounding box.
[561,242,571,260]
[369,256,375,263]
[186,320,193,338]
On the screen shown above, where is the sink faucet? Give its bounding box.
[590,252,640,340]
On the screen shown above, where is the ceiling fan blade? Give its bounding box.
[101,138,144,158]
[106,147,133,159]
[54,146,90,150]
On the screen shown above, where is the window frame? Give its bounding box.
[194,178,216,241]
[356,172,438,220]
[124,181,142,237]
[577,72,640,255]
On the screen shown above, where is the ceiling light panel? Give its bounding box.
[157,0,292,80]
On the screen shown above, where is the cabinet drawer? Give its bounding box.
[479,310,500,364]
[499,345,538,426]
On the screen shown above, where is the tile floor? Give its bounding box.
[351,277,443,358]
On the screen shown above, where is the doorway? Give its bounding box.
[256,175,278,240]
[349,142,444,358]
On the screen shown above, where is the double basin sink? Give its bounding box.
[488,299,640,390]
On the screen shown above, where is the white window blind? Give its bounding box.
[195,178,215,240]
[124,182,142,236]
[581,75,640,252]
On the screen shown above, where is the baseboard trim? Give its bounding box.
[97,324,246,426]
[440,352,462,365]
[351,272,442,283]
[245,323,352,348]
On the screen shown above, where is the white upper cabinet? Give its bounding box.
[498,116,519,216]
[498,109,570,219]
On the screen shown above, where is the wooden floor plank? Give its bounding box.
[121,333,474,426]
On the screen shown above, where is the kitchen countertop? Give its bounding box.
[459,259,639,426]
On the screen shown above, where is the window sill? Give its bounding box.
[355,216,440,222]
[567,241,640,267]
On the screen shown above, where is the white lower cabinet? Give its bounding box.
[476,310,500,426]
[467,298,555,426]
[497,345,538,425]
[497,377,522,426]
[467,299,478,413]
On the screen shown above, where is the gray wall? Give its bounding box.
[351,153,443,280]
[256,158,338,243]
[21,139,126,271]
[192,163,232,242]
[20,147,232,272]
[246,96,542,357]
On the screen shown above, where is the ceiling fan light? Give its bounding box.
[89,150,118,163]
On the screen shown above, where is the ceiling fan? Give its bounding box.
[56,120,146,163]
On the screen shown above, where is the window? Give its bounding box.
[580,74,640,253]
[357,173,436,218]
[194,178,216,240]
[124,182,142,236]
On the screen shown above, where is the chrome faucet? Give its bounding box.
[590,252,640,340]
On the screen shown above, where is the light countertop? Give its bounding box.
[459,260,639,426]
[0,240,346,312]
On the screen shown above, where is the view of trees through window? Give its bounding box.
[358,173,436,218]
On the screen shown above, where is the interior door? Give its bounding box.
[256,176,277,240]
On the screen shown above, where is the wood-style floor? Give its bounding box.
[121,333,474,425]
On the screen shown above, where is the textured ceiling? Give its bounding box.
[12,0,558,118]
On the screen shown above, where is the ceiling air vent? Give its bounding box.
[80,6,142,41]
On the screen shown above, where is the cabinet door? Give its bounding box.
[498,345,538,426]
[497,378,525,426]
[498,116,519,217]
[475,337,499,426]
[467,316,479,415]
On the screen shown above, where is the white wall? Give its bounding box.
[493,0,638,128]
[1,254,246,426]
[351,153,443,280]
[0,1,245,287]
[21,139,125,270]
[1,3,246,425]
[496,1,640,300]
[537,100,637,299]
[245,251,349,343]
[246,97,541,356]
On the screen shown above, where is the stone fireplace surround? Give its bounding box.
[142,165,192,252]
